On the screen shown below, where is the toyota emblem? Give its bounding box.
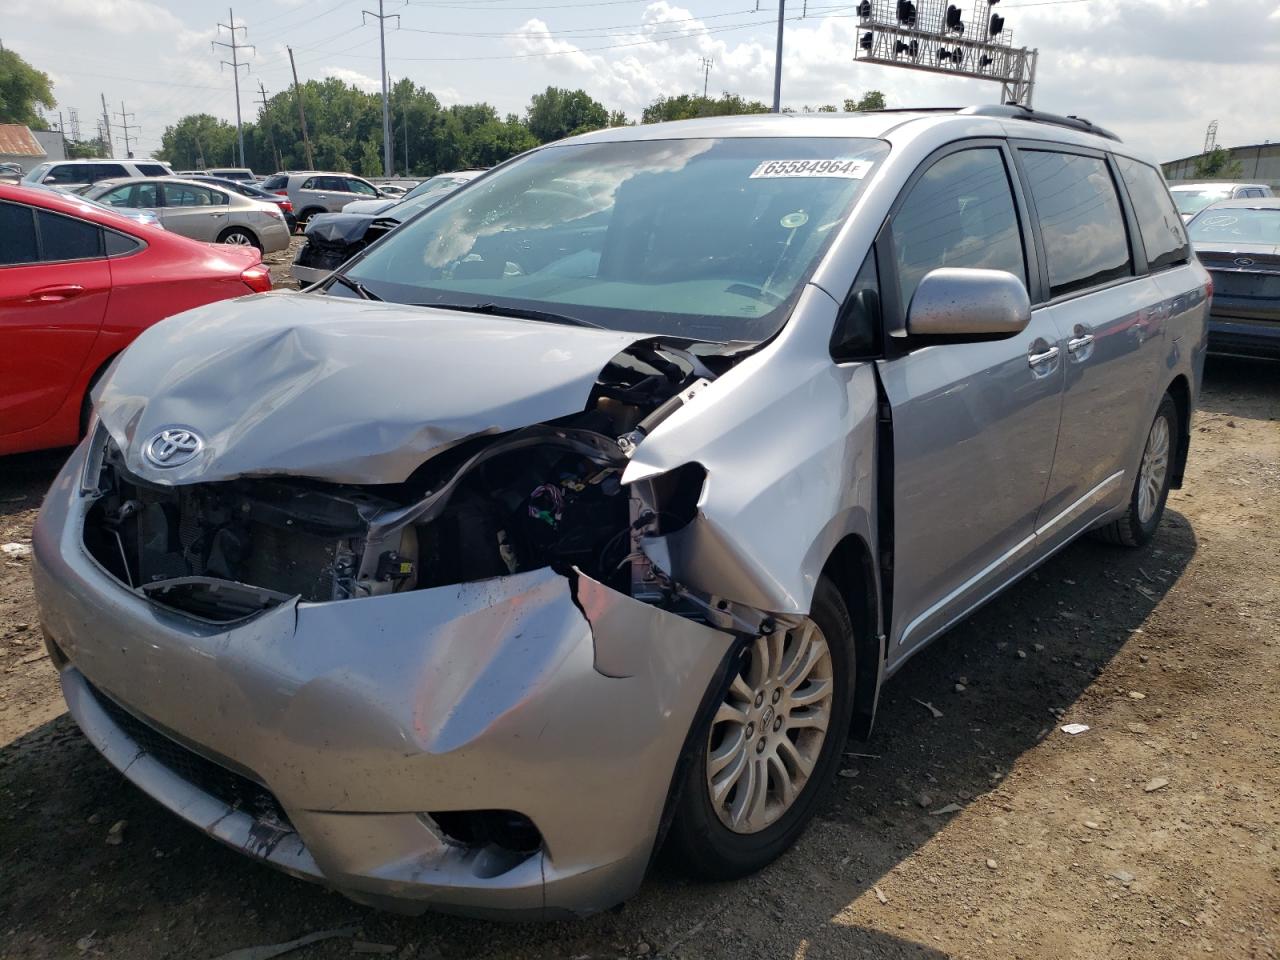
[1234,257,1256,267]
[143,427,204,468]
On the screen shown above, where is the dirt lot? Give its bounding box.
[1,356,1277,960]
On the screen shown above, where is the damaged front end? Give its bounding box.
[81,336,742,626]
[43,318,781,917]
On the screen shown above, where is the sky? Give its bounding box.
[3,0,1278,164]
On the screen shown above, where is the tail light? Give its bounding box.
[273,189,288,197]
[1204,274,1214,299]
[241,264,272,294]
[279,199,294,213]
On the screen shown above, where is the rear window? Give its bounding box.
[1171,188,1231,218]
[1022,150,1132,297]
[1115,157,1190,272]
[1188,207,1280,245]
[261,174,288,190]
[37,209,103,260]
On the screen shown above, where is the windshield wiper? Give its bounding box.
[421,301,603,329]
[328,274,381,301]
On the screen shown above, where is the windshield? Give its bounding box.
[402,174,463,201]
[343,137,887,341]
[22,163,51,184]
[383,183,467,221]
[1172,188,1231,216]
[1189,207,1280,245]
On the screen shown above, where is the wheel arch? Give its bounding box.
[820,533,885,741]
[1166,373,1192,490]
[79,350,122,436]
[216,225,260,248]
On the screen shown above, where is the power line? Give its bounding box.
[699,56,714,97]
[213,7,255,167]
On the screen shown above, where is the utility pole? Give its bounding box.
[256,80,282,172]
[771,0,785,112]
[113,102,139,158]
[100,93,114,158]
[213,8,254,167]
[699,57,714,98]
[287,46,315,170]
[68,108,81,141]
[363,0,400,177]
[399,87,409,174]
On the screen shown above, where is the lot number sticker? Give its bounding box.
[749,159,872,180]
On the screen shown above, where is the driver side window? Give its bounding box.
[890,147,1026,311]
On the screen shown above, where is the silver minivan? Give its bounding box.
[33,106,1208,920]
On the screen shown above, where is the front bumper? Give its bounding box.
[33,444,733,918]
[289,261,329,286]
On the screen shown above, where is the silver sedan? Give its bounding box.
[86,177,291,254]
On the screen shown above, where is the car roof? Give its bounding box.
[557,106,1142,161]
[46,157,168,165]
[0,181,168,231]
[1171,182,1269,190]
[1200,197,1280,209]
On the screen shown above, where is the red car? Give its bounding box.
[0,184,272,456]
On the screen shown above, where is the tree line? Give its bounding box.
[1,46,886,178]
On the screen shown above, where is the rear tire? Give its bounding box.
[666,577,855,880]
[1093,393,1179,547]
[217,227,261,252]
[297,207,324,228]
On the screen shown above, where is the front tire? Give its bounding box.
[667,577,855,880]
[1094,393,1179,547]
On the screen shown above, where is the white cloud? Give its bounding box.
[319,67,382,93]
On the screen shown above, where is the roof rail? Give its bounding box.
[958,104,1122,143]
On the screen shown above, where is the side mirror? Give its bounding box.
[906,268,1030,339]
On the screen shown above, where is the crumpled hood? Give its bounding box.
[305,212,378,245]
[95,293,641,485]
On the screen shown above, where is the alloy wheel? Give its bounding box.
[706,620,834,834]
[223,231,253,246]
[1137,415,1170,524]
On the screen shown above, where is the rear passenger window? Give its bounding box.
[891,147,1026,309]
[96,163,129,181]
[135,164,168,177]
[1115,157,1190,272]
[37,210,103,261]
[0,202,39,265]
[1022,151,1131,297]
[105,230,143,257]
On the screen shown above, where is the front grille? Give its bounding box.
[86,680,293,830]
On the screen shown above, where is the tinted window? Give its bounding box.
[0,202,39,264]
[1022,151,1131,297]
[44,164,86,185]
[135,164,168,177]
[105,230,143,256]
[891,147,1026,309]
[301,177,319,189]
[37,210,103,261]
[261,174,288,190]
[94,164,130,182]
[134,181,161,207]
[1115,157,1189,271]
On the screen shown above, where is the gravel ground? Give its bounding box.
[1,356,1277,960]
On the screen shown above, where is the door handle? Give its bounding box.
[29,284,84,303]
[1028,345,1060,367]
[1067,334,1094,353]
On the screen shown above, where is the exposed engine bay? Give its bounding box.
[83,340,734,624]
